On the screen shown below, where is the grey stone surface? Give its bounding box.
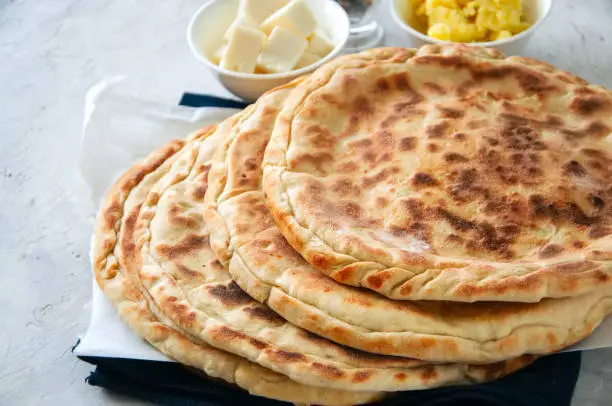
[0,0,611,405]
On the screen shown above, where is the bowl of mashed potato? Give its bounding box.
[391,0,552,55]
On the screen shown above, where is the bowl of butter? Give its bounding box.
[188,0,350,101]
[391,0,552,55]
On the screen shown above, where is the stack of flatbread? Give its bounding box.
[93,45,612,404]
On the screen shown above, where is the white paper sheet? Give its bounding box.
[74,77,612,362]
[75,78,239,360]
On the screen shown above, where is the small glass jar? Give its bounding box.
[335,0,384,52]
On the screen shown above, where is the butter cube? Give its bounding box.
[307,28,334,57]
[295,51,320,69]
[261,0,317,38]
[257,27,307,73]
[238,0,288,24]
[210,43,227,65]
[221,24,266,73]
[224,16,258,40]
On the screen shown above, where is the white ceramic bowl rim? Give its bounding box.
[390,0,553,48]
[187,0,350,80]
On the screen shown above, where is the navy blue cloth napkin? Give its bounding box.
[76,93,582,406]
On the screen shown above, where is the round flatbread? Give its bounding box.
[128,83,535,391]
[92,124,383,405]
[205,59,612,363]
[262,44,612,302]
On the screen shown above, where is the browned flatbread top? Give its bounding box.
[263,44,612,302]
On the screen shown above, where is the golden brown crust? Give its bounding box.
[92,126,384,405]
[204,57,612,363]
[262,44,612,302]
[130,85,534,391]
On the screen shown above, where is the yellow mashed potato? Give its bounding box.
[411,0,531,42]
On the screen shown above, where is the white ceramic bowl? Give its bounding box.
[390,0,552,55]
[188,0,350,102]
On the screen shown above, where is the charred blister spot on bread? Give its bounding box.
[101,262,119,279]
[423,82,445,95]
[381,108,425,129]
[529,194,559,220]
[590,194,606,211]
[569,93,611,116]
[336,201,362,220]
[168,204,200,229]
[209,259,224,271]
[338,160,359,173]
[561,121,610,139]
[499,124,546,151]
[546,332,558,347]
[311,362,347,380]
[419,365,438,383]
[589,224,612,239]
[191,184,208,201]
[288,152,333,174]
[394,372,408,382]
[412,172,439,188]
[310,252,332,271]
[582,148,607,159]
[332,178,361,198]
[269,349,307,363]
[362,166,401,188]
[443,152,469,163]
[207,281,253,307]
[399,136,418,151]
[155,234,210,260]
[216,326,268,350]
[472,63,559,94]
[438,106,465,119]
[103,201,122,230]
[539,244,564,259]
[562,160,587,177]
[435,208,517,259]
[306,125,336,149]
[163,296,197,328]
[348,138,373,149]
[447,168,489,202]
[390,72,411,91]
[352,371,373,383]
[147,192,161,206]
[398,222,432,244]
[427,143,440,153]
[365,269,394,290]
[452,131,468,141]
[375,77,391,92]
[322,258,356,281]
[566,203,601,226]
[343,293,374,307]
[242,305,286,325]
[426,120,451,138]
[446,234,464,244]
[376,197,390,209]
[120,205,140,258]
[353,95,374,117]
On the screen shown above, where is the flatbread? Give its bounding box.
[204,60,612,363]
[128,83,535,391]
[262,44,612,302]
[92,124,383,405]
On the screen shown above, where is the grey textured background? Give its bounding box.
[1,0,611,405]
